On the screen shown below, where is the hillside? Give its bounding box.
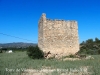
[79,37,100,55]
[0,42,37,48]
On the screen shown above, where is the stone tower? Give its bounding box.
[38,13,79,56]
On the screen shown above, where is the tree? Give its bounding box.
[1,48,7,52]
[79,38,100,55]
[86,39,93,44]
[80,41,85,45]
[95,37,100,43]
[27,46,44,59]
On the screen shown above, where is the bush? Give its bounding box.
[80,38,100,55]
[68,54,76,58]
[27,46,44,59]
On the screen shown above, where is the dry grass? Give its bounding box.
[0,51,99,75]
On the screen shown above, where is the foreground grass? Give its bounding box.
[0,51,100,75]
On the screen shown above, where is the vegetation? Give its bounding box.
[0,38,100,75]
[78,37,100,55]
[27,46,44,59]
[0,51,100,75]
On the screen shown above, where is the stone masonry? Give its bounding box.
[38,13,79,56]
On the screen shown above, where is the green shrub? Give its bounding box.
[68,54,76,58]
[27,46,44,59]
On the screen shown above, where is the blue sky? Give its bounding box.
[0,0,100,43]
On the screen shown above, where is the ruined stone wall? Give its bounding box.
[38,13,79,56]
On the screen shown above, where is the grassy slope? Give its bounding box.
[0,51,100,75]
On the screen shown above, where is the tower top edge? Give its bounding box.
[41,13,77,23]
[46,18,77,22]
[42,13,46,16]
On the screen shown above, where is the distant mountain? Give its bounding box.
[0,42,37,48]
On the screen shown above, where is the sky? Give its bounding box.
[0,0,100,43]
